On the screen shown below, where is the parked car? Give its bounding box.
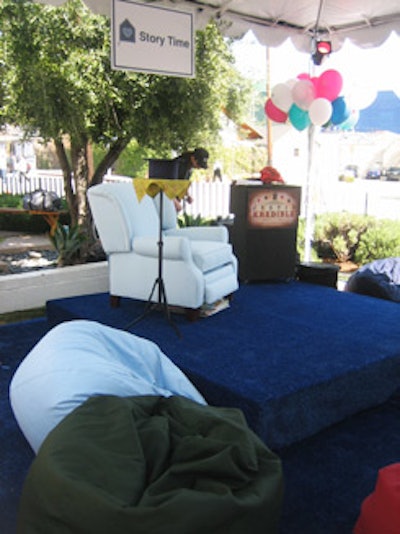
[385,167,400,181]
[339,164,358,182]
[365,168,384,180]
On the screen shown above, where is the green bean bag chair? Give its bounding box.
[17,395,283,534]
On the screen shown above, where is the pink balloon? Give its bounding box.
[315,70,343,102]
[311,76,319,92]
[297,73,311,81]
[292,80,316,110]
[264,98,288,123]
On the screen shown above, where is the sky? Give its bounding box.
[232,30,400,103]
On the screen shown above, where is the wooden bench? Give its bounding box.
[0,208,68,236]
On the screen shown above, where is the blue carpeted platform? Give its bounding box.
[47,281,400,450]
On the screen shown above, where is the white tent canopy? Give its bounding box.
[35,0,400,51]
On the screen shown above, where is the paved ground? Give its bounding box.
[0,232,56,275]
[0,231,53,254]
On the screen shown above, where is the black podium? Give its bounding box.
[230,181,301,282]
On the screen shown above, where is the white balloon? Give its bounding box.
[271,83,293,112]
[292,80,316,110]
[286,79,298,90]
[309,98,333,126]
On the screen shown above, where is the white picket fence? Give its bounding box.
[1,170,400,220]
[0,170,233,219]
[1,170,65,198]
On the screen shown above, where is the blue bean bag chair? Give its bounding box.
[10,320,206,453]
[345,257,400,302]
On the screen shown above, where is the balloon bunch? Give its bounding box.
[265,70,353,131]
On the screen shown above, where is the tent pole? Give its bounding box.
[304,124,315,262]
[266,46,273,165]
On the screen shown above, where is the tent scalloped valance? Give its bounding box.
[35,0,400,52]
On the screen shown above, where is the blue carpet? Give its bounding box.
[0,318,49,534]
[47,281,400,450]
[2,283,400,533]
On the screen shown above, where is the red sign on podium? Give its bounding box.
[247,189,299,229]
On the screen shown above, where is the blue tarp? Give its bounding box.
[356,91,400,134]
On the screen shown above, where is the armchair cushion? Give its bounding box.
[191,241,235,273]
[166,225,229,242]
[133,236,192,261]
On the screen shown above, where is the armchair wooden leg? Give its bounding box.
[110,295,121,308]
[185,308,201,322]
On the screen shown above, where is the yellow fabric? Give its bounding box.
[133,179,190,202]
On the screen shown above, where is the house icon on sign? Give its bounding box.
[120,19,135,43]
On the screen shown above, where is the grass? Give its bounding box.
[0,307,46,325]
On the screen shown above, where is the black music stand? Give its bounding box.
[124,188,181,337]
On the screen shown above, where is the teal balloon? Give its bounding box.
[331,96,350,125]
[339,109,360,130]
[289,104,310,131]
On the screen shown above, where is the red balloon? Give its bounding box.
[315,70,343,102]
[264,98,288,123]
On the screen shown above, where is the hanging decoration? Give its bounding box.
[265,69,358,131]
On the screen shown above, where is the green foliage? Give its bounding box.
[296,218,319,262]
[313,212,372,262]
[1,0,247,150]
[93,141,160,179]
[354,219,400,264]
[177,213,215,227]
[0,194,22,208]
[0,0,249,250]
[49,223,87,266]
[300,212,400,266]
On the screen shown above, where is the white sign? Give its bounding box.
[112,0,195,78]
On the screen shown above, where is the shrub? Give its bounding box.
[299,212,400,266]
[312,212,372,262]
[49,223,87,266]
[296,218,319,262]
[0,194,21,208]
[177,212,215,227]
[354,219,400,264]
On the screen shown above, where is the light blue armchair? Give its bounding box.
[87,181,238,317]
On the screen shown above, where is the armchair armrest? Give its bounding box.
[165,225,229,243]
[133,236,192,261]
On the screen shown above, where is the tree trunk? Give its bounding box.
[54,134,133,262]
[71,140,91,227]
[55,138,76,225]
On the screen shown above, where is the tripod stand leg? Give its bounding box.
[124,278,181,337]
[123,278,158,330]
[124,189,182,337]
[158,278,181,337]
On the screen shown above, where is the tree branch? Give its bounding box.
[91,137,131,186]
